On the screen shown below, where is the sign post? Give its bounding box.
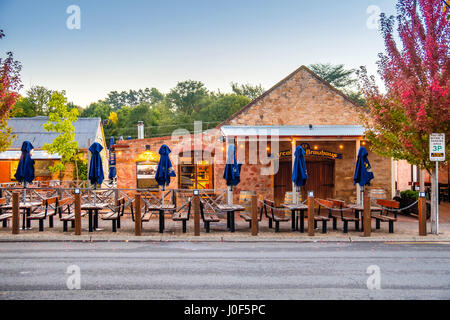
[429,133,445,235]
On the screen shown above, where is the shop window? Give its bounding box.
[9,160,52,181]
[179,154,213,190]
[135,146,159,189]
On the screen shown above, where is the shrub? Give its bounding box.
[400,190,419,201]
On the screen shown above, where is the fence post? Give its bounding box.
[135,193,142,236]
[363,189,371,237]
[12,192,19,235]
[74,192,81,235]
[193,195,200,236]
[251,195,258,236]
[57,186,63,200]
[307,194,315,236]
[114,188,119,206]
[418,196,427,236]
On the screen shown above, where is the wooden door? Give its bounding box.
[274,161,292,206]
[301,159,335,200]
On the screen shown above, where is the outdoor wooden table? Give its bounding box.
[347,204,382,231]
[145,204,176,233]
[282,203,308,232]
[216,204,245,233]
[81,203,108,232]
[0,201,41,230]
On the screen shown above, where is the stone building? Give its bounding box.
[115,65,396,204]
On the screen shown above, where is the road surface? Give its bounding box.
[0,241,449,300]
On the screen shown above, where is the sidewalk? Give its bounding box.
[0,209,449,243]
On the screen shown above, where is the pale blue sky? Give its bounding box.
[0,0,396,107]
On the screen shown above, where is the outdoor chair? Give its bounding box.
[239,195,264,228]
[372,199,399,233]
[0,198,11,227]
[327,199,360,233]
[27,196,58,232]
[58,197,88,232]
[199,199,220,233]
[101,198,125,232]
[172,196,192,233]
[308,199,331,234]
[129,197,157,228]
[263,200,290,233]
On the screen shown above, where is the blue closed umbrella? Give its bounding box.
[108,137,116,182]
[223,145,241,205]
[292,145,308,187]
[223,145,241,187]
[155,145,176,190]
[15,141,35,185]
[108,166,116,181]
[88,142,104,187]
[354,146,374,187]
[292,145,308,203]
[109,136,115,150]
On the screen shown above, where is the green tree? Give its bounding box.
[230,82,264,100]
[26,85,53,114]
[10,97,37,117]
[80,101,112,120]
[308,63,364,105]
[166,80,209,115]
[43,91,79,181]
[199,94,250,123]
[104,87,164,109]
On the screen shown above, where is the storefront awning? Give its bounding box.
[220,125,365,137]
[0,150,61,160]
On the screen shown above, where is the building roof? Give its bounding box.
[6,117,102,150]
[218,65,363,128]
[220,125,366,137]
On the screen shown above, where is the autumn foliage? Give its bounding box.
[0,30,22,152]
[358,0,449,170]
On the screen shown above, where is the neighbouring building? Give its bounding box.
[0,117,108,183]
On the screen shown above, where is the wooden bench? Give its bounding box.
[240,197,264,229]
[372,199,399,233]
[328,199,360,233]
[0,198,11,227]
[263,200,290,233]
[101,198,125,232]
[311,199,331,234]
[172,198,192,233]
[58,197,88,232]
[26,197,58,232]
[239,208,264,228]
[199,200,220,233]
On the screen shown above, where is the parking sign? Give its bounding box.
[429,133,445,162]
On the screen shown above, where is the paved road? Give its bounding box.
[0,241,449,300]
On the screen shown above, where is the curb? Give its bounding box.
[0,236,449,243]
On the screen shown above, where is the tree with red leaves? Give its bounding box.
[0,30,22,152]
[358,0,449,233]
